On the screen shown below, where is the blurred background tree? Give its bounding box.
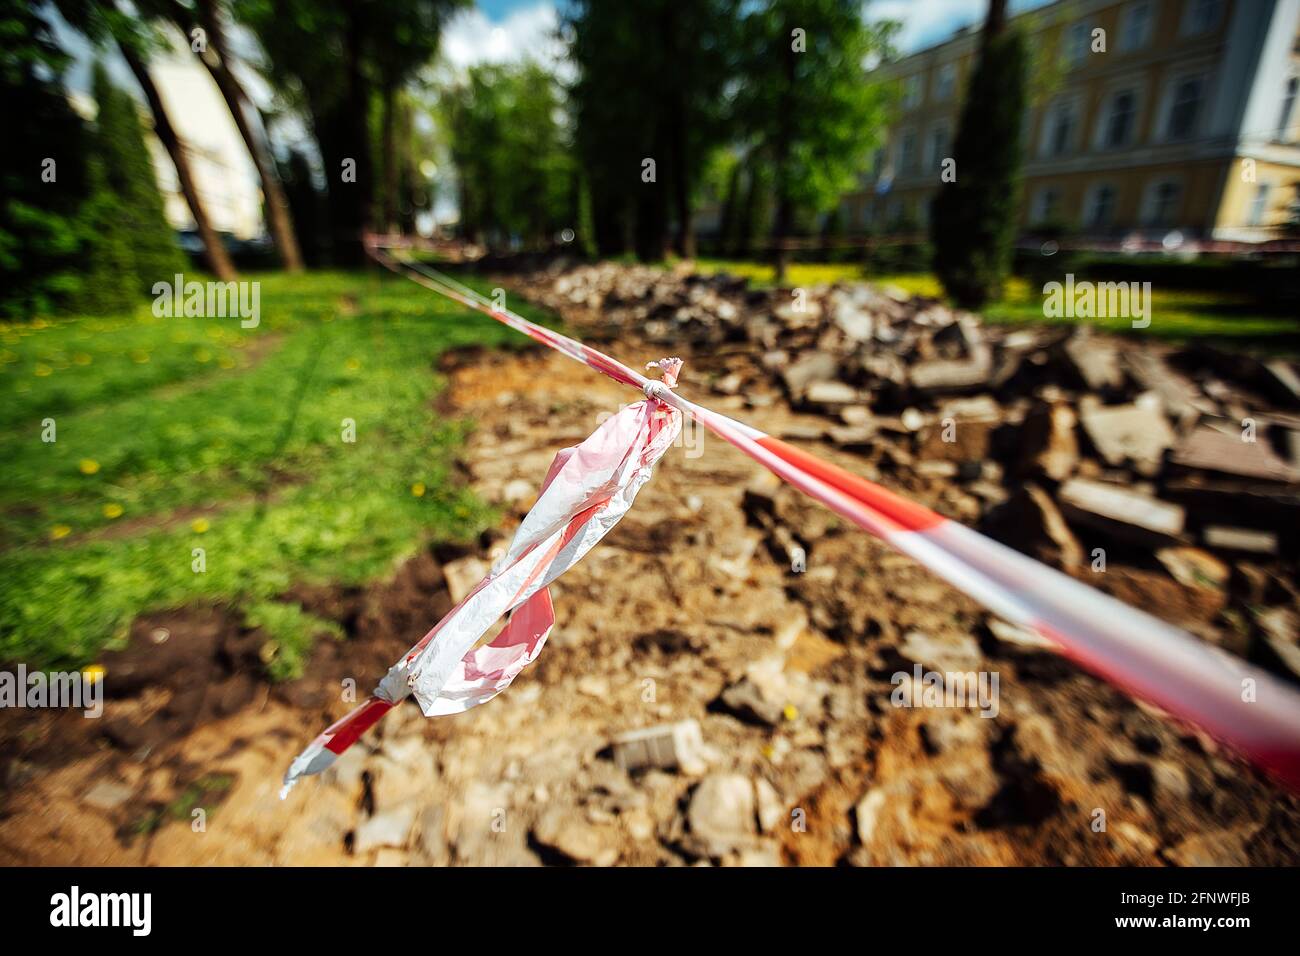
[566,0,742,262]
[930,0,1028,307]
[90,61,188,290]
[0,1,94,318]
[443,62,574,250]
[733,0,898,280]
[234,0,463,266]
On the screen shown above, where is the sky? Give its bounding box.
[444,0,1062,63]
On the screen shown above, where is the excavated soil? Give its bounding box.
[2,327,1297,866]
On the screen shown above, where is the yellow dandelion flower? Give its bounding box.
[411,482,426,498]
[82,664,106,684]
[79,459,100,475]
[51,524,72,540]
[191,518,210,534]
[345,357,361,372]
[131,350,149,364]
[35,363,52,377]
[195,348,212,363]
[73,353,92,366]
[103,503,123,519]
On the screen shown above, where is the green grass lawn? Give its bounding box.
[0,270,548,678]
[691,258,1300,341]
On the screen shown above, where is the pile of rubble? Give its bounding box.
[510,260,1300,680]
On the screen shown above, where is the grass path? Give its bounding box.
[0,270,548,676]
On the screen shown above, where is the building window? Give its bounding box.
[902,74,923,109]
[1041,98,1078,157]
[1031,186,1063,225]
[1182,0,1223,36]
[1101,89,1139,148]
[1142,180,1182,226]
[935,63,957,101]
[1062,21,1090,66]
[1119,1,1154,52]
[925,123,950,172]
[1248,183,1272,226]
[1084,183,1118,228]
[899,129,918,174]
[1166,75,1205,140]
[1279,76,1298,140]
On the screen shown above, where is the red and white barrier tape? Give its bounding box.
[281,240,1300,795]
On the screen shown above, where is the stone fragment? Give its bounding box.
[1077,396,1175,477]
[781,350,837,396]
[1171,425,1300,483]
[610,720,708,775]
[442,556,489,604]
[354,802,417,853]
[1058,478,1185,545]
[1063,329,1124,391]
[1015,401,1078,481]
[1155,546,1229,590]
[909,346,993,395]
[687,774,756,855]
[84,780,134,811]
[1202,525,1278,555]
[532,807,619,866]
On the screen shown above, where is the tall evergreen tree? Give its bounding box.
[930,0,1027,308]
[0,0,92,317]
[90,62,186,291]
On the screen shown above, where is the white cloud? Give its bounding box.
[440,1,564,71]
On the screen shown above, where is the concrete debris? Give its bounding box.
[532,808,619,866]
[1077,396,1175,477]
[1155,546,1230,590]
[442,556,490,604]
[1058,478,1185,545]
[610,720,709,775]
[1201,525,1278,555]
[686,774,757,857]
[1171,425,1300,483]
[1063,329,1124,392]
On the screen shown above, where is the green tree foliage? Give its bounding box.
[443,62,574,249]
[930,4,1028,308]
[567,0,741,261]
[0,5,183,318]
[90,62,186,290]
[0,1,94,318]
[733,0,897,279]
[234,0,463,265]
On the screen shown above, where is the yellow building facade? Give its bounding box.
[847,0,1300,243]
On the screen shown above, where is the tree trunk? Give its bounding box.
[333,8,371,267]
[666,5,694,259]
[771,26,798,284]
[192,0,303,271]
[717,160,742,257]
[119,41,237,281]
[381,82,399,235]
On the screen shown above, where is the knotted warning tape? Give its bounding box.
[282,240,1300,796]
